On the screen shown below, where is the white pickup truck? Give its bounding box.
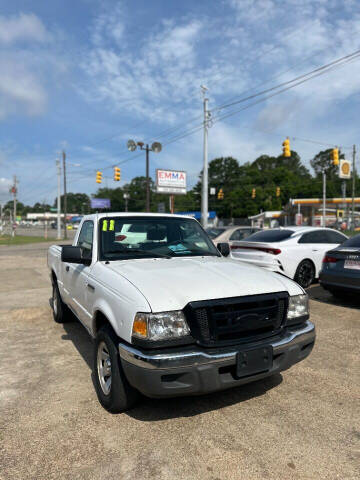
[48,213,315,413]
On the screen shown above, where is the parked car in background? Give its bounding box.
[205,226,227,240]
[319,234,360,297]
[230,227,348,289]
[206,226,261,246]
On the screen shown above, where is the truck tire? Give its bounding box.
[294,260,315,289]
[93,324,139,413]
[52,282,72,323]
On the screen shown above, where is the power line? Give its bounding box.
[213,48,360,112]
[211,52,360,125]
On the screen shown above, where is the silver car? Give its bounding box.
[206,226,262,246]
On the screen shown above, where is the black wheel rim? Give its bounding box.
[297,262,313,287]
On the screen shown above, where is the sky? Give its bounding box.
[1,0,360,206]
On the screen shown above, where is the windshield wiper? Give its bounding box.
[106,249,172,259]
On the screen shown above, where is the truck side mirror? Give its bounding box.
[217,242,230,257]
[61,246,91,266]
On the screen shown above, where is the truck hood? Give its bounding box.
[106,256,303,312]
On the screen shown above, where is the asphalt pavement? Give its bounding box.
[0,242,359,480]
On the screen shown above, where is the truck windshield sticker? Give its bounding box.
[168,243,191,254]
[102,220,108,231]
[109,220,115,231]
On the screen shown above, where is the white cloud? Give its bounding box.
[81,0,360,134]
[0,13,69,121]
[91,4,125,47]
[0,12,50,45]
[0,178,12,204]
[0,56,47,119]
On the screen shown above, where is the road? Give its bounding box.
[0,243,359,480]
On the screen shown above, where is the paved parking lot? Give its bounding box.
[0,243,359,480]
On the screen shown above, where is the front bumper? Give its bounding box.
[119,321,315,398]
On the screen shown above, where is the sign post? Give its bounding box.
[156,169,187,213]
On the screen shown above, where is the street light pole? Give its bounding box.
[123,193,129,212]
[127,140,162,213]
[62,150,67,240]
[56,159,61,240]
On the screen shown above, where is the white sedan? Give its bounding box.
[230,227,348,288]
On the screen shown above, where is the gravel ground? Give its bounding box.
[0,243,359,480]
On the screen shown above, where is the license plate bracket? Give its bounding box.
[236,346,273,378]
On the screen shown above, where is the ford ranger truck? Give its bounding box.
[48,213,315,413]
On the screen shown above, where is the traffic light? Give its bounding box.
[332,148,339,166]
[282,138,291,157]
[96,171,102,184]
[276,186,281,197]
[252,188,256,199]
[114,166,121,181]
[217,188,224,200]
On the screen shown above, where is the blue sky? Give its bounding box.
[1,0,360,206]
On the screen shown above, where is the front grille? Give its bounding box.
[184,292,288,347]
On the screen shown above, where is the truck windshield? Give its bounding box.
[99,216,220,261]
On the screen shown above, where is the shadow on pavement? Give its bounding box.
[308,284,360,309]
[126,373,283,421]
[61,319,94,370]
[60,316,283,420]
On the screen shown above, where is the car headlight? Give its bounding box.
[287,294,309,324]
[132,311,190,341]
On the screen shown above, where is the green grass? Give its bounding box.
[0,235,52,246]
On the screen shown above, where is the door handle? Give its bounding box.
[65,266,70,272]
[87,283,95,292]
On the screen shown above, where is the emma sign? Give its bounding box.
[156,169,187,195]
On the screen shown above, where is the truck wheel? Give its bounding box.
[294,260,315,289]
[52,282,72,323]
[93,324,139,413]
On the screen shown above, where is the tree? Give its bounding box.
[310,148,344,179]
[54,193,90,214]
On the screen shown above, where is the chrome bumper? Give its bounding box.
[119,320,315,371]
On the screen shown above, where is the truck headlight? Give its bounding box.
[287,294,309,324]
[132,311,190,341]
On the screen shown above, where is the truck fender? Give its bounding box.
[91,298,122,339]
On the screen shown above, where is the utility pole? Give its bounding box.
[62,150,67,240]
[351,144,356,231]
[145,145,150,212]
[11,175,18,237]
[56,159,61,240]
[322,170,326,228]
[201,85,209,228]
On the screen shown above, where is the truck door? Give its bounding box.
[62,220,94,329]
